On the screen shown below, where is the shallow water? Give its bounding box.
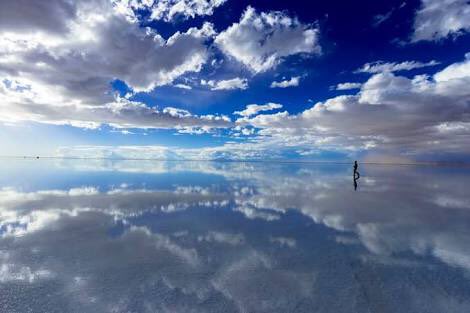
[1,159,470,313]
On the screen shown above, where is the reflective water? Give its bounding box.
[1,159,470,313]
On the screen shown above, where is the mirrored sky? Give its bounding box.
[1,160,470,312]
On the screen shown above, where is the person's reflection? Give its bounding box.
[353,161,360,191]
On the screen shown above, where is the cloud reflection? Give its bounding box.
[1,160,470,312]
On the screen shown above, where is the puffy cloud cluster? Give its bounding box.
[174,83,192,90]
[57,140,291,161]
[334,82,362,90]
[0,90,231,129]
[234,103,283,117]
[201,77,248,90]
[237,53,470,157]
[215,6,321,73]
[0,0,235,130]
[412,0,470,41]
[2,0,469,160]
[0,1,216,93]
[57,51,470,160]
[0,1,323,132]
[113,0,227,22]
[270,76,301,88]
[0,0,77,34]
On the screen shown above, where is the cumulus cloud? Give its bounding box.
[56,143,228,160]
[0,0,77,34]
[56,137,308,160]
[237,53,470,157]
[357,60,439,73]
[270,76,301,88]
[434,52,470,82]
[0,88,232,129]
[113,0,227,22]
[56,50,470,161]
[234,103,283,117]
[202,77,249,90]
[215,6,321,73]
[0,0,224,130]
[334,82,362,90]
[412,0,470,41]
[174,83,192,90]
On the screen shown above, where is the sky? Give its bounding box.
[0,0,469,161]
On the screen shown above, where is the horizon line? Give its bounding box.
[1,155,470,168]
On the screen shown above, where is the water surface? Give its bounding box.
[1,160,470,312]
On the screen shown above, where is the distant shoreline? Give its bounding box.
[1,155,469,168]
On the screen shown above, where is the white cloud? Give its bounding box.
[335,82,362,90]
[176,126,215,135]
[233,206,281,221]
[57,53,470,159]
[113,0,227,22]
[215,6,321,73]
[162,107,192,118]
[174,83,192,90]
[202,77,248,90]
[56,138,301,161]
[412,0,470,41]
[234,103,283,117]
[0,0,224,130]
[434,52,470,82]
[0,88,232,129]
[270,76,301,88]
[357,60,439,73]
[236,53,470,156]
[0,1,216,92]
[0,0,77,34]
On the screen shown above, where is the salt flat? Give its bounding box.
[0,159,469,313]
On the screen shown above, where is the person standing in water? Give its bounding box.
[353,161,360,190]
[353,161,360,179]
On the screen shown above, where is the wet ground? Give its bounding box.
[1,159,469,312]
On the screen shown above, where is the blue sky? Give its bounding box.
[0,0,469,161]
